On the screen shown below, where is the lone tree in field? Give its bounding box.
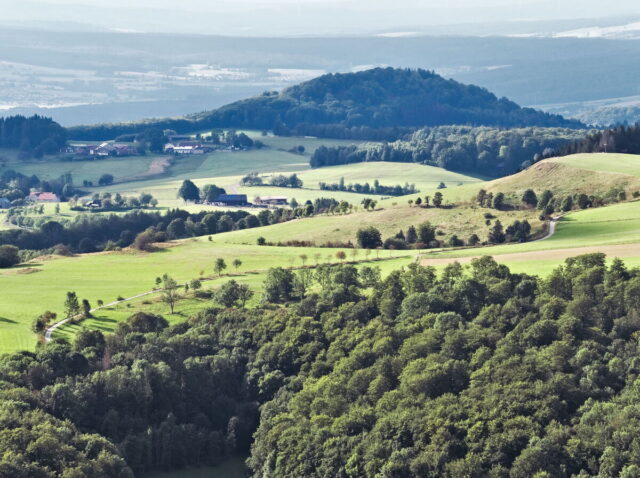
[406,225,418,244]
[64,292,80,319]
[82,299,92,318]
[492,192,505,210]
[433,192,444,208]
[161,274,179,314]
[417,222,436,245]
[489,220,506,244]
[522,189,538,208]
[336,251,347,262]
[214,258,227,276]
[299,254,308,266]
[190,279,202,291]
[233,258,242,272]
[178,179,200,203]
[98,174,114,186]
[356,226,383,249]
[0,245,20,268]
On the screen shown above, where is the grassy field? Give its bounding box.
[217,202,543,246]
[548,153,640,177]
[420,200,640,275]
[142,456,247,478]
[297,162,485,192]
[2,153,158,184]
[0,237,415,353]
[486,153,640,200]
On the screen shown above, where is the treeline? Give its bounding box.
[319,177,417,196]
[311,126,589,176]
[6,254,640,476]
[0,198,355,262]
[0,115,67,158]
[68,68,584,141]
[0,169,77,202]
[559,123,640,156]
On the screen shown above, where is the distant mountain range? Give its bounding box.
[69,68,584,140]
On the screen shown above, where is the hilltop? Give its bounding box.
[68,68,585,141]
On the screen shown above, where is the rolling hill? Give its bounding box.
[68,68,585,141]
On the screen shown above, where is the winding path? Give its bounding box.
[534,216,559,242]
[43,254,416,342]
[44,290,160,341]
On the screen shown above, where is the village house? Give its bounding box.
[29,192,59,202]
[213,194,248,206]
[254,196,288,206]
[164,141,209,155]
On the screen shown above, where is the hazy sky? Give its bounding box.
[3,0,640,35]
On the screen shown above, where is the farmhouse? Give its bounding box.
[164,141,210,155]
[0,198,11,209]
[255,195,288,206]
[83,199,103,208]
[215,194,248,206]
[29,192,59,202]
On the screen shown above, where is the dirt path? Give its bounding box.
[44,290,158,341]
[127,156,172,182]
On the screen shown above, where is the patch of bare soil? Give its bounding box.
[129,156,172,181]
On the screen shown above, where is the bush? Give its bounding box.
[0,245,20,268]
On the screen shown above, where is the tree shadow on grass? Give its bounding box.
[14,262,43,269]
[91,315,117,324]
[0,317,17,323]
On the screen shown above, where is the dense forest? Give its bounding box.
[4,254,640,476]
[0,115,67,158]
[68,68,585,141]
[311,126,589,176]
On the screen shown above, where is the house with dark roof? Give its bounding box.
[215,194,248,206]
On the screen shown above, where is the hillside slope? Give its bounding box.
[69,68,585,140]
[486,153,640,198]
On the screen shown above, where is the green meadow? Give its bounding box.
[0,237,415,353]
[548,153,640,177]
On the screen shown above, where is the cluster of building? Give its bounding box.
[28,192,59,202]
[63,142,138,157]
[202,195,288,207]
[163,140,213,155]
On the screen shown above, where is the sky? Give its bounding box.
[2,0,640,35]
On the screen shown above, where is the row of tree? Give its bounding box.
[310,126,588,176]
[319,177,417,196]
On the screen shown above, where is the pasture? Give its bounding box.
[421,200,640,275]
[0,238,415,353]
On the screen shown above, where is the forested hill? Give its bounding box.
[69,68,585,141]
